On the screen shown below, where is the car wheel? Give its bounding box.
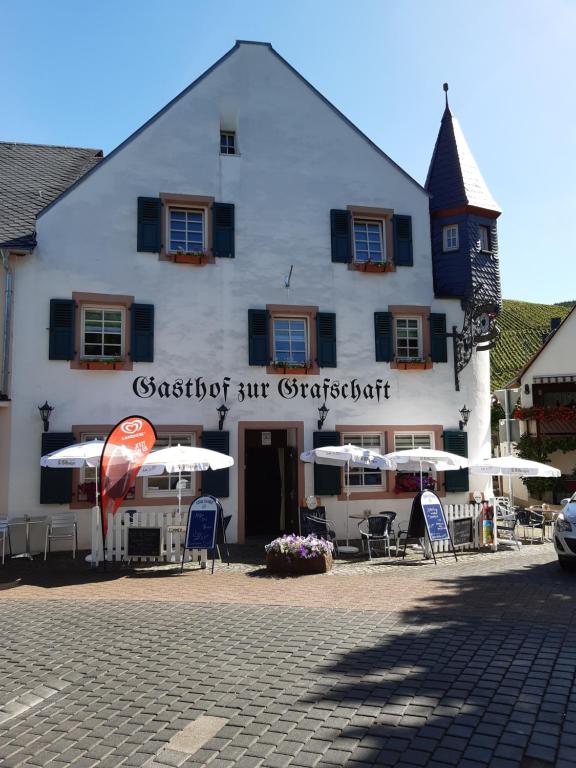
[558,556,575,571]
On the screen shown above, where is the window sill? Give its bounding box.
[79,360,125,370]
[391,361,432,370]
[171,252,210,265]
[266,364,320,376]
[351,262,395,273]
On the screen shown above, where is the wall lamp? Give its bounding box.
[317,402,329,430]
[217,404,229,431]
[459,404,471,431]
[38,401,54,433]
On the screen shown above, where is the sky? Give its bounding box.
[2,0,575,304]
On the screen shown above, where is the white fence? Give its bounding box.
[433,503,482,553]
[90,507,207,566]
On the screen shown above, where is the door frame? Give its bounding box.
[238,421,304,544]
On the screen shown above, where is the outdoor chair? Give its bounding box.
[495,509,520,550]
[375,511,398,553]
[303,513,339,556]
[0,520,12,564]
[44,511,78,560]
[515,508,545,544]
[358,515,392,559]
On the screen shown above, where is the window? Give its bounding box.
[168,208,205,254]
[81,307,124,360]
[353,219,385,263]
[395,317,422,361]
[220,131,236,155]
[344,433,385,489]
[394,432,433,451]
[479,225,490,252]
[144,434,196,497]
[273,317,308,366]
[394,432,434,493]
[442,224,459,252]
[78,431,106,503]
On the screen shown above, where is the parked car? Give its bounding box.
[554,494,576,569]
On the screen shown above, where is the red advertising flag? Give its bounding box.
[100,416,157,537]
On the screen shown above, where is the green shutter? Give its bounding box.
[330,209,352,263]
[393,214,413,266]
[137,197,161,252]
[248,309,269,366]
[40,432,75,504]
[313,431,342,496]
[316,312,337,367]
[49,299,75,360]
[443,430,469,492]
[213,203,235,258]
[429,313,448,363]
[374,312,393,362]
[131,304,154,362]
[201,431,230,497]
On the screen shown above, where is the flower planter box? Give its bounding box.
[173,253,208,265]
[352,262,394,273]
[396,361,431,370]
[273,366,309,375]
[266,551,333,575]
[79,360,123,370]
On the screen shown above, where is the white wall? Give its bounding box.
[8,43,493,546]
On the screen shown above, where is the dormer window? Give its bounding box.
[220,131,236,155]
[479,225,490,252]
[442,224,459,252]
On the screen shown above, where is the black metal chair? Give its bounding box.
[358,515,391,559]
[303,514,339,556]
[495,509,520,550]
[515,508,545,544]
[376,511,398,553]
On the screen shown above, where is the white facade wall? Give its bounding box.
[7,43,493,547]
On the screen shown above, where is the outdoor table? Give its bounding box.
[8,515,48,559]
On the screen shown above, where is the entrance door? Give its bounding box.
[244,429,299,537]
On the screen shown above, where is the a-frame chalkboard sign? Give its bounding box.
[181,495,229,574]
[401,490,457,563]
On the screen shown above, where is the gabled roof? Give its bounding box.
[0,141,103,249]
[511,303,576,385]
[425,105,501,214]
[38,41,426,218]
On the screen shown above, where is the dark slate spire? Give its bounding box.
[425,88,500,214]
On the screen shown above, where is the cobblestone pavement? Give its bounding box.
[1,543,576,768]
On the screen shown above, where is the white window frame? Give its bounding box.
[167,207,206,255]
[220,131,236,155]
[479,225,490,252]
[442,224,459,252]
[395,316,423,361]
[144,433,197,498]
[353,218,385,263]
[393,432,434,451]
[272,316,309,366]
[80,306,125,361]
[343,432,386,490]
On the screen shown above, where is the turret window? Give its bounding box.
[479,225,491,252]
[442,224,459,252]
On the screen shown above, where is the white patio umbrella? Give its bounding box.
[384,447,469,490]
[41,439,105,506]
[300,444,394,554]
[142,445,234,516]
[469,455,561,507]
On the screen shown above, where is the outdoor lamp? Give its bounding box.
[38,401,54,432]
[317,402,329,430]
[217,404,229,431]
[459,404,471,431]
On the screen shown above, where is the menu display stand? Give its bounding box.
[402,490,458,564]
[181,495,228,574]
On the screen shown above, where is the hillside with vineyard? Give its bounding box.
[490,300,573,390]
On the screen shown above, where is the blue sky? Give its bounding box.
[3,0,574,304]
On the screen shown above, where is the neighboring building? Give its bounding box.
[508,305,576,502]
[6,42,502,547]
[0,142,103,517]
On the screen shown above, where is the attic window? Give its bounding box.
[220,131,236,155]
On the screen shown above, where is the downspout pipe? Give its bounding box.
[1,249,13,399]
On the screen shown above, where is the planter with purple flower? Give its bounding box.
[265,534,334,575]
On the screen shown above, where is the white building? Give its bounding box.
[3,42,502,547]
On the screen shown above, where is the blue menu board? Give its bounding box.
[421,490,450,542]
[185,496,219,550]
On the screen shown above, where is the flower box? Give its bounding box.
[79,359,124,370]
[353,261,394,273]
[173,252,208,265]
[265,534,334,575]
[396,361,431,370]
[271,362,311,374]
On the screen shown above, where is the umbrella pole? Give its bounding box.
[338,460,359,555]
[178,468,182,518]
[420,461,423,491]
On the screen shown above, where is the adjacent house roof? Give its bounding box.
[490,300,572,390]
[0,141,103,249]
[425,105,501,214]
